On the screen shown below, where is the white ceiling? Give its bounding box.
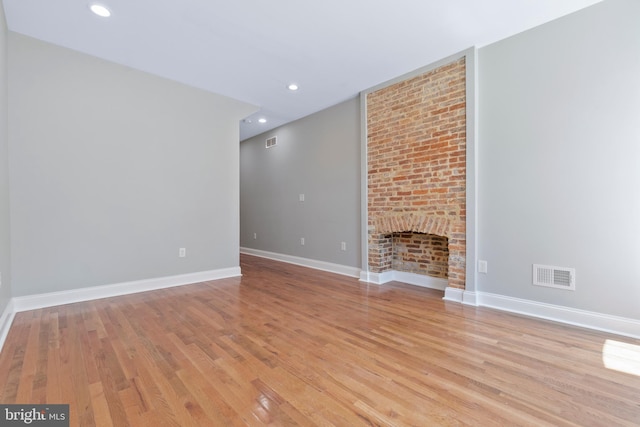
[3,0,603,140]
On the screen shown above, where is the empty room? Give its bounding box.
[0,0,638,425]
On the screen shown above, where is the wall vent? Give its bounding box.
[265,136,277,148]
[533,264,575,290]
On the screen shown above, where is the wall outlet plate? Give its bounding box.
[478,260,488,273]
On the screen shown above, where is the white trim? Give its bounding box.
[465,46,479,296]
[11,267,241,313]
[0,299,16,353]
[462,291,479,306]
[360,92,370,274]
[361,270,394,285]
[477,292,640,340]
[359,270,370,282]
[443,288,478,305]
[362,270,447,291]
[240,248,361,278]
[16,262,630,339]
[443,287,464,302]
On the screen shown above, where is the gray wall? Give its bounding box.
[240,97,361,268]
[0,2,10,312]
[9,34,255,297]
[478,0,640,319]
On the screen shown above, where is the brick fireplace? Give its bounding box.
[365,57,466,290]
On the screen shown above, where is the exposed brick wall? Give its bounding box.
[366,57,466,289]
[368,233,393,272]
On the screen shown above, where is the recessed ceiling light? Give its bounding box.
[258,118,267,124]
[288,84,299,91]
[90,3,111,17]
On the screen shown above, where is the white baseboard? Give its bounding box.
[443,287,464,302]
[240,247,361,278]
[362,270,447,291]
[3,258,638,354]
[0,299,16,353]
[462,291,479,306]
[246,252,640,338]
[359,271,369,282]
[11,267,242,313]
[476,292,640,340]
[360,270,393,285]
[445,287,640,340]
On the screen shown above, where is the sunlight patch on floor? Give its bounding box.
[602,339,640,377]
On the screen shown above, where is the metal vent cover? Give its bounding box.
[533,264,575,290]
[266,136,277,148]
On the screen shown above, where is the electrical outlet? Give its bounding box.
[299,194,305,202]
[253,232,257,240]
[300,237,305,246]
[341,242,347,251]
[478,260,488,274]
[179,248,186,258]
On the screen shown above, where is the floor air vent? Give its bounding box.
[533,264,575,290]
[266,136,277,148]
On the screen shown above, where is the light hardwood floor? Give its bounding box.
[0,254,638,426]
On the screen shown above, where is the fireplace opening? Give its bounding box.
[393,232,449,279]
[367,213,464,289]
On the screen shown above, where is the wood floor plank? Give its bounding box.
[0,254,639,426]
[14,310,40,402]
[90,381,114,427]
